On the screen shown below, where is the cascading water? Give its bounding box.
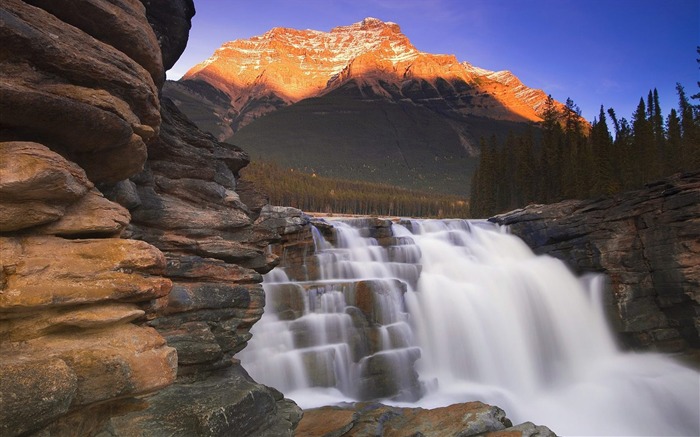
[239,219,700,436]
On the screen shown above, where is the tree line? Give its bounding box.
[470,83,700,217]
[242,160,470,218]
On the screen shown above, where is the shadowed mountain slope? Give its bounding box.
[166,17,563,196]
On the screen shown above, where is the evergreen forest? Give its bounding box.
[470,81,700,217]
[242,160,470,218]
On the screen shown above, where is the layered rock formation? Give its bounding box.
[297,402,556,437]
[1,0,300,435]
[0,1,174,434]
[492,171,700,353]
[103,98,301,436]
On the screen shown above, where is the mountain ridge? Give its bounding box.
[166,17,568,196]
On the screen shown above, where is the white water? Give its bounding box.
[240,219,700,436]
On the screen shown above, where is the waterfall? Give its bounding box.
[239,219,700,436]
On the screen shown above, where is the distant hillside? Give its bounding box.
[166,17,571,196]
[241,160,470,218]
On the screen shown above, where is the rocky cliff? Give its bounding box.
[0,1,300,435]
[492,171,700,354]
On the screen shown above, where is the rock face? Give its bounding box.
[492,171,700,352]
[0,1,300,436]
[1,0,162,184]
[296,402,556,437]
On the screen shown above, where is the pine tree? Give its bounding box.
[609,108,634,189]
[631,98,655,183]
[540,95,563,202]
[590,106,617,194]
[676,83,700,170]
[666,108,683,173]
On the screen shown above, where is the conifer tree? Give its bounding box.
[676,83,700,169]
[632,98,655,182]
[609,108,634,189]
[666,108,683,173]
[540,95,563,202]
[652,89,665,149]
[590,106,617,194]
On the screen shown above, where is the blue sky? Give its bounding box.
[169,0,699,123]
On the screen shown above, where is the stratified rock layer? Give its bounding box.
[492,171,700,352]
[0,0,301,435]
[0,0,162,183]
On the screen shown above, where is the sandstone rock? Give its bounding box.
[493,171,700,352]
[0,236,171,313]
[0,0,160,182]
[36,188,131,237]
[257,205,311,234]
[24,0,164,86]
[0,141,92,231]
[0,303,144,342]
[0,142,91,201]
[0,358,77,437]
[1,323,177,407]
[295,402,555,437]
[1,0,303,434]
[165,254,263,284]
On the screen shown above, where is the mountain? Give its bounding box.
[165,17,565,196]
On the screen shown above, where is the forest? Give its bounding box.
[470,82,700,217]
[241,160,470,218]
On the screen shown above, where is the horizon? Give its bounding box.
[169,0,699,124]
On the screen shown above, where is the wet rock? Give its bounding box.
[107,364,301,437]
[296,402,556,437]
[492,171,700,351]
[354,279,407,325]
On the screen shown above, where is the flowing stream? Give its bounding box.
[239,219,700,436]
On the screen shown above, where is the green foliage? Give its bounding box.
[470,86,700,218]
[243,160,470,218]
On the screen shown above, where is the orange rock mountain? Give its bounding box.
[166,17,567,195]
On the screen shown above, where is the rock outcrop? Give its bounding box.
[296,402,556,437]
[492,171,700,353]
[0,1,300,435]
[103,99,301,436]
